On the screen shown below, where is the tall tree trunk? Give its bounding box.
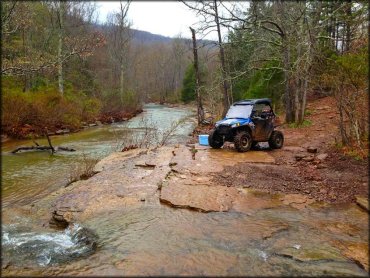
[190,27,204,124]
[120,63,125,106]
[58,1,65,96]
[214,0,230,117]
[283,40,293,123]
[294,78,300,124]
[345,0,352,52]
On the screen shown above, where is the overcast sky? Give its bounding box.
[96,1,223,40]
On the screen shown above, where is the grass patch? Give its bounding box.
[66,154,99,186]
[304,109,313,116]
[333,141,368,161]
[288,119,312,128]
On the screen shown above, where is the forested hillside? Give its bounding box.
[2,1,368,158]
[1,2,214,138]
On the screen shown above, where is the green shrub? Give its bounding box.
[288,119,312,128]
[1,76,102,137]
[181,64,196,103]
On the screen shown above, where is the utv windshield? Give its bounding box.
[226,104,253,119]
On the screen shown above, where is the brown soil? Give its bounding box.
[197,96,368,204]
[97,109,143,125]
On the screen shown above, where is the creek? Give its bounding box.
[2,104,195,208]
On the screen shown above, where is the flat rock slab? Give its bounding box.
[160,178,283,213]
[45,147,175,222]
[281,194,315,209]
[160,183,239,212]
[171,146,275,174]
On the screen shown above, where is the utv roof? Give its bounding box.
[232,98,272,106]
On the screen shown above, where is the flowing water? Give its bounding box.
[1,104,195,208]
[1,104,368,276]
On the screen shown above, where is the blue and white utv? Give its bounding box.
[208,99,284,152]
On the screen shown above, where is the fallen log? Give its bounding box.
[45,133,55,153]
[11,146,75,154]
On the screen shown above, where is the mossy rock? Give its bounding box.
[277,245,347,262]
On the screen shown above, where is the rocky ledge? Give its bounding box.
[19,144,368,272]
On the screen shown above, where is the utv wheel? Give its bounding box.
[269,130,284,149]
[208,129,224,149]
[234,131,252,152]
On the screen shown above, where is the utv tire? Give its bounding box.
[208,130,224,149]
[269,130,284,149]
[234,131,252,152]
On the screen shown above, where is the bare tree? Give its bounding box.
[182,1,232,117]
[190,27,205,124]
[106,1,131,106]
[57,1,66,95]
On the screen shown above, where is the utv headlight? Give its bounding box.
[231,122,240,128]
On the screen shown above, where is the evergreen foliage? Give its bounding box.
[181,64,196,103]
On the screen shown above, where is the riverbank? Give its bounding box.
[1,108,144,142]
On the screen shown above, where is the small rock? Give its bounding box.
[89,123,97,127]
[295,154,306,161]
[49,210,70,229]
[302,156,315,162]
[242,184,251,188]
[317,164,327,169]
[316,153,328,161]
[96,120,102,126]
[71,226,98,251]
[307,147,317,153]
[140,197,146,202]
